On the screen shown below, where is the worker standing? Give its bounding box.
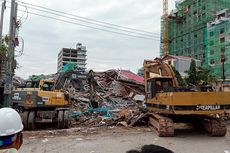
[0,108,23,153]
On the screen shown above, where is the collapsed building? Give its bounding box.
[63,69,146,127]
[15,69,146,127]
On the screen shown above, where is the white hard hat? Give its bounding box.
[0,108,23,137]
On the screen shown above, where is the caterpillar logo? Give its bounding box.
[196,105,220,111]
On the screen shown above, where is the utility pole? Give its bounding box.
[221,52,226,82]
[0,0,6,45]
[4,0,18,107]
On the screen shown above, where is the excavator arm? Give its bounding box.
[54,71,74,90]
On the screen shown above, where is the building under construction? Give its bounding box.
[162,0,230,79]
[206,9,230,79]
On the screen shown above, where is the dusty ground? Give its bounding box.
[19,126,230,153]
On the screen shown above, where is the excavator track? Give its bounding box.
[148,113,174,137]
[202,118,227,136]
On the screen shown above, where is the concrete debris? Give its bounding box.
[76,138,83,141]
[13,76,25,87]
[133,94,145,102]
[15,69,147,128]
[58,69,146,128]
[117,121,129,127]
[42,138,49,143]
[221,113,230,125]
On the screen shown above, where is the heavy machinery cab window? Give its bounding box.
[25,81,39,88]
[147,80,155,99]
[162,79,173,91]
[147,78,174,99]
[42,82,54,91]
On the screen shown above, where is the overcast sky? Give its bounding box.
[3,0,177,79]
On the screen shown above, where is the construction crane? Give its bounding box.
[162,0,169,56]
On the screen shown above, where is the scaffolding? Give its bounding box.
[205,10,230,79]
[164,0,230,65]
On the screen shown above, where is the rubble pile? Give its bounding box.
[221,113,230,125]
[13,76,26,87]
[63,69,147,127]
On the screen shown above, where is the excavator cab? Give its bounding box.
[25,81,38,88]
[147,76,174,98]
[39,80,55,91]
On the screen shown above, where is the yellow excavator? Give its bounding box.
[144,58,230,136]
[11,72,72,130]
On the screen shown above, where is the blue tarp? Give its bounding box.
[69,107,112,118]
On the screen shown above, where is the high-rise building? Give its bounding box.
[162,0,230,79]
[163,0,230,61]
[57,43,87,72]
[206,9,230,79]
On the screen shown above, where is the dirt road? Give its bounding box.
[19,127,230,153]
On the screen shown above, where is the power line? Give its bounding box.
[16,3,159,38]
[15,0,160,36]
[9,6,160,41]
[17,2,28,25]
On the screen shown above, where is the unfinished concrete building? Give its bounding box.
[162,0,230,79]
[206,9,230,79]
[57,43,87,72]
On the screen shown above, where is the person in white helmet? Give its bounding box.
[0,108,23,153]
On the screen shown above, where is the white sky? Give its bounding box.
[2,0,177,79]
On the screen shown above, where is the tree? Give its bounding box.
[185,59,198,86]
[196,66,217,85]
[0,44,8,57]
[185,60,216,86]
[171,66,186,86]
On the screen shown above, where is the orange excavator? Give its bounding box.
[144,58,230,136]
